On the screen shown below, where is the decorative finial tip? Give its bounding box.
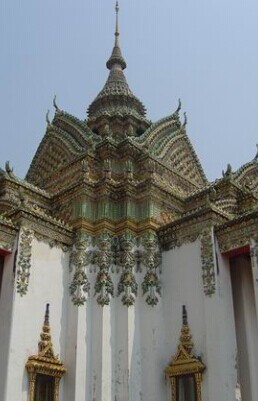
[44,303,50,326]
[53,95,59,111]
[46,110,50,125]
[175,98,182,114]
[254,143,258,161]
[115,1,119,37]
[182,305,188,325]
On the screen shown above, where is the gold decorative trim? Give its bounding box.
[165,306,205,401]
[26,304,66,401]
[72,217,160,236]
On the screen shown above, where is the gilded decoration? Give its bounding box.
[69,231,92,306]
[165,306,205,401]
[141,231,162,306]
[16,227,34,295]
[94,231,114,306]
[26,304,66,401]
[117,231,138,306]
[200,227,216,296]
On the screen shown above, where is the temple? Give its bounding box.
[0,3,258,401]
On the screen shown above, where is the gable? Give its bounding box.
[234,160,258,196]
[26,127,85,188]
[134,114,207,188]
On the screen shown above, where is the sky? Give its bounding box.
[1,0,258,181]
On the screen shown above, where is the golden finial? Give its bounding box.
[38,303,52,355]
[179,305,193,354]
[44,303,50,326]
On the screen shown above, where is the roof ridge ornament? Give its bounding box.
[53,95,60,112]
[46,110,51,126]
[254,143,258,161]
[175,98,182,114]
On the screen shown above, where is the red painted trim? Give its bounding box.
[223,245,250,258]
[0,248,11,256]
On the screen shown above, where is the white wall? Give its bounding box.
[1,235,241,401]
[0,239,18,401]
[162,238,238,401]
[3,236,70,401]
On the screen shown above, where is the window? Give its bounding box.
[177,375,197,401]
[35,374,55,401]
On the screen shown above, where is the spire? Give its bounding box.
[179,305,193,354]
[38,303,53,356]
[115,1,119,42]
[87,3,149,134]
[26,303,66,385]
[44,303,50,326]
[106,2,126,71]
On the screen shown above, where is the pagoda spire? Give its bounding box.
[115,1,119,43]
[106,1,127,71]
[87,2,149,134]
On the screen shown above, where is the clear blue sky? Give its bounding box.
[1,0,257,181]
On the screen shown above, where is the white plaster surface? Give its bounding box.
[0,239,18,401]
[0,236,251,401]
[1,236,70,401]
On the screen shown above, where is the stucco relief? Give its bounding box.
[141,231,162,306]
[94,231,114,306]
[16,227,34,295]
[117,232,138,306]
[200,227,216,296]
[69,232,92,305]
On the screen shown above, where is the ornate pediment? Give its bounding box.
[133,112,207,189]
[233,159,258,196]
[26,126,85,188]
[165,306,206,401]
[26,304,66,377]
